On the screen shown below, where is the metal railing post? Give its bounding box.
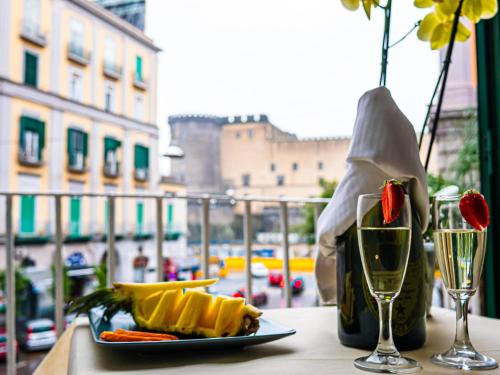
[244,200,253,304]
[280,201,292,308]
[314,203,322,238]
[201,198,210,279]
[5,195,16,375]
[107,196,116,287]
[54,195,64,337]
[155,197,164,282]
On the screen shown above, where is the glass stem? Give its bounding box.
[376,299,399,356]
[453,296,472,350]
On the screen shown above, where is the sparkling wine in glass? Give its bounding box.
[354,193,421,373]
[431,195,497,370]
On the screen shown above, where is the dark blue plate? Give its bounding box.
[88,308,296,352]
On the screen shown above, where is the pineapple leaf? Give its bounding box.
[68,288,132,322]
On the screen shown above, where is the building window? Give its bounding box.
[277,175,285,186]
[134,144,149,181]
[67,128,88,171]
[69,197,81,236]
[19,116,45,164]
[104,37,116,67]
[20,195,36,234]
[69,69,83,101]
[135,55,143,81]
[270,163,275,172]
[104,136,121,177]
[318,161,324,170]
[134,93,144,121]
[104,81,115,112]
[242,174,251,187]
[292,162,299,171]
[23,50,38,87]
[70,19,84,54]
[24,0,41,31]
[247,129,254,138]
[235,131,240,139]
[136,201,144,234]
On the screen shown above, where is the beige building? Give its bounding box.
[0,0,187,273]
[220,118,351,198]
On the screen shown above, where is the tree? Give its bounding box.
[0,268,31,316]
[451,115,480,190]
[299,178,338,245]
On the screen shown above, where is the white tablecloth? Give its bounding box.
[35,307,500,375]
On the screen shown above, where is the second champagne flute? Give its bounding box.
[354,191,421,373]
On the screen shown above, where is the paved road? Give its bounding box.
[215,271,318,309]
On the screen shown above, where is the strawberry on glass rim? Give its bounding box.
[459,189,490,231]
[381,179,405,225]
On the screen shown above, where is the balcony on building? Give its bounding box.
[67,152,86,173]
[103,161,120,178]
[134,167,148,182]
[18,149,43,167]
[19,19,47,47]
[103,60,122,80]
[67,42,91,66]
[132,72,148,90]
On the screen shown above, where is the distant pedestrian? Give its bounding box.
[133,246,149,283]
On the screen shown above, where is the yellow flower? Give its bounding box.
[417,6,471,49]
[414,0,498,22]
[463,0,498,22]
[341,0,378,19]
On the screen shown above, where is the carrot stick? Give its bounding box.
[115,329,179,340]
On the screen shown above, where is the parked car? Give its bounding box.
[232,288,268,307]
[268,272,305,295]
[251,263,269,278]
[0,327,18,361]
[18,319,56,351]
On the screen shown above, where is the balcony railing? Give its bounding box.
[67,153,86,173]
[103,162,120,178]
[18,150,42,166]
[103,61,122,80]
[67,42,91,65]
[132,72,148,90]
[19,19,47,47]
[0,191,328,374]
[134,168,148,181]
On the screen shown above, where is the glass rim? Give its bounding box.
[358,193,409,199]
[434,194,461,201]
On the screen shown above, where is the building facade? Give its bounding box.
[0,0,186,274]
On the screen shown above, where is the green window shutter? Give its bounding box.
[20,116,45,160]
[67,128,75,166]
[82,131,88,157]
[70,197,81,236]
[144,147,149,169]
[167,203,174,231]
[20,195,35,234]
[136,202,144,234]
[134,144,141,169]
[136,56,142,81]
[24,51,38,87]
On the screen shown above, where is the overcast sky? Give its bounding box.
[145,0,440,143]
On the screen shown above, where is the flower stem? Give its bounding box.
[379,0,392,86]
[423,0,465,169]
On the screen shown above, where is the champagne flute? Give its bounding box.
[431,195,497,370]
[354,193,421,373]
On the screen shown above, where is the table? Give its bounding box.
[34,307,500,375]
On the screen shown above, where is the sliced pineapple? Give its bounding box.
[69,279,262,338]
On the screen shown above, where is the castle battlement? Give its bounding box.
[168,114,225,125]
[222,114,270,124]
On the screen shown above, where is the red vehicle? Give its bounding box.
[232,288,268,307]
[268,272,305,295]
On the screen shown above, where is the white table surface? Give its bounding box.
[35,306,500,375]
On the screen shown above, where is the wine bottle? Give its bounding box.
[337,206,428,350]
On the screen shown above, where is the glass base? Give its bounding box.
[354,352,422,373]
[431,347,498,371]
